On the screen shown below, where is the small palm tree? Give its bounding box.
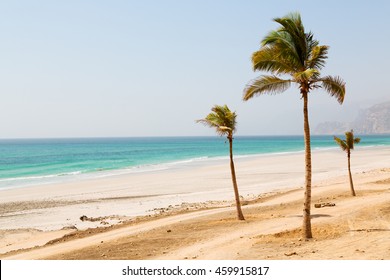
[243,12,345,239]
[197,105,245,220]
[334,130,361,196]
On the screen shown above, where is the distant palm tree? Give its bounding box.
[334,130,361,196]
[197,105,245,220]
[243,12,345,238]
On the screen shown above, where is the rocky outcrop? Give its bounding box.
[354,102,390,134]
[315,101,390,134]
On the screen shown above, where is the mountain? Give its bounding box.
[314,101,390,135]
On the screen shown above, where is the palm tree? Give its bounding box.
[243,13,345,238]
[334,130,361,196]
[197,105,245,220]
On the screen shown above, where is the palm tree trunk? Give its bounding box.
[302,92,313,239]
[347,152,356,196]
[228,137,245,221]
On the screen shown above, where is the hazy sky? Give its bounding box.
[1,0,389,138]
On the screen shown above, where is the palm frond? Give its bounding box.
[197,105,237,136]
[345,131,354,149]
[293,68,320,83]
[243,75,291,101]
[345,130,360,150]
[261,30,303,69]
[196,116,222,136]
[273,13,304,46]
[307,45,329,70]
[273,13,310,66]
[334,130,361,152]
[306,32,320,58]
[334,136,348,152]
[319,75,346,104]
[245,11,346,110]
[252,46,298,75]
[212,105,237,134]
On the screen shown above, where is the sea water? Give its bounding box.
[1,135,389,190]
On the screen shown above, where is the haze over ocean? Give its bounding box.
[1,135,389,190]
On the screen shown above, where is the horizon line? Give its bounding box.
[1,133,389,140]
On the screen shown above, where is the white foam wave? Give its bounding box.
[0,171,83,183]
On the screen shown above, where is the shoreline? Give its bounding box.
[1,138,389,191]
[1,146,389,216]
[1,146,390,258]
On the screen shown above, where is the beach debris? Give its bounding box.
[79,215,105,222]
[167,229,172,233]
[314,202,336,208]
[284,252,297,257]
[80,215,89,221]
[79,215,122,226]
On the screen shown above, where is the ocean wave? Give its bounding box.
[91,156,217,178]
[0,171,83,183]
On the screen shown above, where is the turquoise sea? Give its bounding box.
[1,135,389,190]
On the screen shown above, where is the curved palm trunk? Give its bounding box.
[228,137,245,221]
[347,151,356,196]
[302,92,313,239]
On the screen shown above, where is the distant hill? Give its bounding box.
[314,101,390,135]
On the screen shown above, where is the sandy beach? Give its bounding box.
[1,146,389,260]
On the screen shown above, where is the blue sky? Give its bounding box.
[1,0,389,138]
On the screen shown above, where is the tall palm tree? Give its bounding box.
[197,105,245,220]
[243,12,345,238]
[334,130,361,196]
